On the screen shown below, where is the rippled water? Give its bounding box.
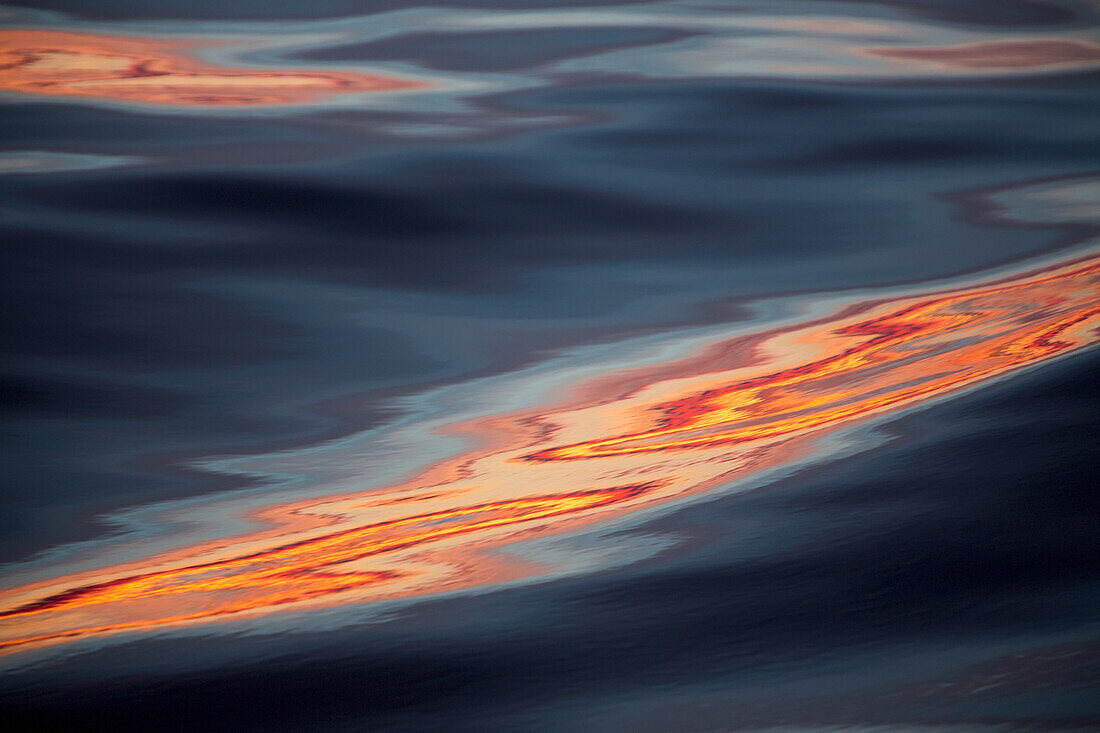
[1,1,1098,731]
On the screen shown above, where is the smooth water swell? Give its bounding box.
[0,0,1098,731]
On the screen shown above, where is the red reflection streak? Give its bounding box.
[0,30,427,106]
[526,260,1100,461]
[869,39,1100,71]
[0,484,656,651]
[0,253,1097,655]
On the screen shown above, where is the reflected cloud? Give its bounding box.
[0,150,139,173]
[0,1,1097,126]
[870,38,1100,70]
[2,224,1097,655]
[0,29,428,107]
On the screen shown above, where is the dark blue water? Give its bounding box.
[1,1,1098,730]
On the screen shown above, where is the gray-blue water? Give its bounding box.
[1,1,1098,730]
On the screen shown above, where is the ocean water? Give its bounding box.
[0,1,1098,731]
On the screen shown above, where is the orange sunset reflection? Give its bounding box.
[1,251,1098,655]
[0,30,427,106]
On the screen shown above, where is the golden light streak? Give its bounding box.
[525,260,1100,461]
[0,30,427,106]
[1,251,1097,655]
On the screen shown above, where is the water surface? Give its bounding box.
[1,1,1098,730]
